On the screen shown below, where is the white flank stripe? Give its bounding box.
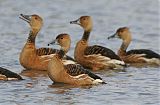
[63,60,76,65]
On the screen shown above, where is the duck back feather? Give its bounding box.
[126,49,160,59]
[36,48,74,61]
[64,64,102,80]
[85,45,122,60]
[0,67,23,80]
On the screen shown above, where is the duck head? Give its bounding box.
[48,33,71,53]
[20,14,43,32]
[70,16,93,32]
[108,27,131,41]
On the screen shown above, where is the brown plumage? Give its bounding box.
[19,14,74,71]
[48,33,105,85]
[70,16,125,71]
[108,27,160,65]
[36,48,59,56]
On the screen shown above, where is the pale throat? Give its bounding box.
[61,45,70,53]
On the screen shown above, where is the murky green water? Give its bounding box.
[0,0,159,105]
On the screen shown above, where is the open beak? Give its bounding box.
[48,39,59,46]
[19,14,31,23]
[70,18,80,25]
[107,33,119,40]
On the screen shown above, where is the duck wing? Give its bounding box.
[84,45,121,60]
[0,67,23,80]
[36,48,58,56]
[36,48,75,61]
[126,49,160,59]
[64,64,102,80]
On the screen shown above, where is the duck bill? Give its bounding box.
[70,18,80,25]
[107,33,118,39]
[48,39,59,46]
[19,14,31,23]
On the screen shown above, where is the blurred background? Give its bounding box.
[0,0,159,105]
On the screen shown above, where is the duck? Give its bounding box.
[19,14,74,71]
[107,27,160,65]
[48,33,105,85]
[70,16,126,71]
[0,67,23,80]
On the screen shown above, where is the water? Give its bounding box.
[0,0,159,105]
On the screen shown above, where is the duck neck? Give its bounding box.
[62,46,69,54]
[62,40,70,53]
[118,34,132,56]
[27,29,39,44]
[82,31,90,41]
[57,49,65,59]
[120,41,129,51]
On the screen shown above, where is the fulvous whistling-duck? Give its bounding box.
[48,33,105,85]
[108,27,160,65]
[70,16,126,71]
[19,14,74,71]
[0,67,23,80]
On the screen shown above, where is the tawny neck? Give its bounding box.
[120,41,129,51]
[82,31,90,41]
[120,33,132,51]
[118,41,129,56]
[62,47,69,54]
[61,40,70,54]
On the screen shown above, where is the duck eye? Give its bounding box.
[61,38,63,39]
[35,17,38,20]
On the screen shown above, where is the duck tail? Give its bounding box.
[93,79,106,84]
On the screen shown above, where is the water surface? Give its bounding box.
[0,0,159,105]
